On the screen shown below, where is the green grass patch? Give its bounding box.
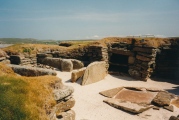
[0,76,29,120]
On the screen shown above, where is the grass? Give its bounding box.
[0,76,29,120]
[0,63,58,120]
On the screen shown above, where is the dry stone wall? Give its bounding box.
[10,54,37,66]
[155,44,179,80]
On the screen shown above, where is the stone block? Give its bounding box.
[71,59,84,70]
[128,56,135,64]
[61,59,73,72]
[71,67,86,83]
[82,61,107,85]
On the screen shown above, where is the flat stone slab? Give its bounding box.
[104,98,153,114]
[99,87,123,98]
[113,88,158,104]
[82,61,107,85]
[152,91,175,107]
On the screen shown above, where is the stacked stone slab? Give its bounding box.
[108,42,134,73]
[155,44,179,80]
[51,80,75,120]
[129,46,157,81]
[86,45,109,68]
[10,55,37,66]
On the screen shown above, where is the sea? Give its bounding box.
[0,44,13,48]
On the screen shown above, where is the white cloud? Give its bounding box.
[93,35,99,38]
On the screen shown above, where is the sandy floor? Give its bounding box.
[56,71,179,120]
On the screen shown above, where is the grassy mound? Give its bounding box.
[0,63,59,120]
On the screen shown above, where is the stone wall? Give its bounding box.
[155,43,179,80]
[10,54,37,66]
[107,39,179,81]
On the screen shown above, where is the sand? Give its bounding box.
[56,71,179,120]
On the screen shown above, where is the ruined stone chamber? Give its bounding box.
[107,38,179,81]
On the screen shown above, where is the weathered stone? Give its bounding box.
[61,59,73,72]
[113,88,158,104]
[56,110,75,120]
[153,106,160,110]
[164,105,174,112]
[0,49,7,57]
[152,91,175,106]
[71,67,86,83]
[128,69,141,78]
[0,59,10,64]
[39,57,62,69]
[171,98,179,108]
[128,56,135,64]
[110,48,134,56]
[136,55,153,62]
[133,47,156,54]
[137,52,156,58]
[36,53,52,57]
[104,98,153,114]
[71,59,84,69]
[55,98,75,113]
[8,64,57,76]
[53,86,74,101]
[99,87,123,98]
[82,61,107,85]
[169,116,179,120]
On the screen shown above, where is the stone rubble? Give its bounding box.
[50,79,75,120]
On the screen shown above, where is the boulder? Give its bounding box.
[56,110,75,120]
[71,67,86,83]
[104,98,153,114]
[71,59,84,69]
[61,59,73,72]
[55,98,75,113]
[152,91,175,107]
[82,61,107,85]
[53,86,74,101]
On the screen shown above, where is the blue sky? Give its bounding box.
[0,0,179,40]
